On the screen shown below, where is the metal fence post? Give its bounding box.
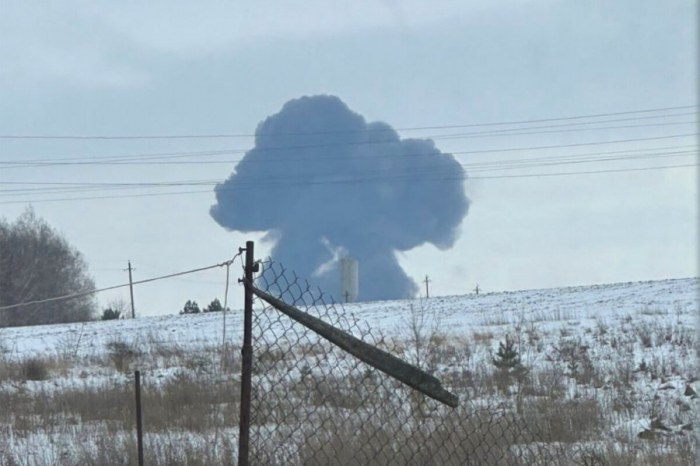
[238,241,254,466]
[134,370,144,466]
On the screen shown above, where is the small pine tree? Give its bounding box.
[203,298,223,313]
[493,335,521,371]
[180,300,201,315]
[101,308,121,321]
[638,360,649,373]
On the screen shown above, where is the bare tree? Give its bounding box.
[402,298,444,374]
[106,297,129,316]
[0,207,96,327]
[398,298,445,418]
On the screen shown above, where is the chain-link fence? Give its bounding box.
[246,258,600,466]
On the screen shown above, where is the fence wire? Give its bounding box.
[249,259,608,466]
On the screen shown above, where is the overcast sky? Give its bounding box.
[0,0,697,317]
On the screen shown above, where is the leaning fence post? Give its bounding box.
[134,370,144,466]
[238,241,255,466]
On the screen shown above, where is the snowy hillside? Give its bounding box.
[0,277,697,465]
[3,277,696,357]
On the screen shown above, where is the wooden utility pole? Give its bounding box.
[424,275,431,299]
[126,261,136,319]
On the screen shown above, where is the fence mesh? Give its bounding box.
[247,259,607,466]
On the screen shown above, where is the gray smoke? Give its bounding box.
[211,95,469,301]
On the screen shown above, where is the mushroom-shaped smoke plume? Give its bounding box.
[211,95,469,301]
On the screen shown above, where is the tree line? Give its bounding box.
[101,298,229,320]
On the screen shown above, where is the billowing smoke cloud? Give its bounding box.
[211,95,469,301]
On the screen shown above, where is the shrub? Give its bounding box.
[21,357,49,381]
[523,396,604,443]
[554,337,597,385]
[106,339,142,372]
[101,308,121,321]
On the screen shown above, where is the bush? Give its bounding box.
[554,337,598,385]
[21,357,49,381]
[522,396,604,443]
[106,339,142,372]
[101,308,121,321]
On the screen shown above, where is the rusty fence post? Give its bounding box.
[238,241,255,466]
[134,370,144,466]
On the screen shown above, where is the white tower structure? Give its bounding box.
[339,258,359,303]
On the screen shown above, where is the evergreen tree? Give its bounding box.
[203,298,223,313]
[180,300,201,315]
[493,335,521,371]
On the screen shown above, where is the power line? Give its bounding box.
[134,262,232,285]
[2,111,696,166]
[5,144,695,195]
[0,258,239,311]
[1,149,241,166]
[0,179,221,195]
[0,148,695,197]
[4,119,696,166]
[469,163,697,180]
[2,153,696,197]
[1,132,696,169]
[0,149,694,198]
[0,163,695,205]
[0,105,695,140]
[0,179,222,187]
[429,120,697,141]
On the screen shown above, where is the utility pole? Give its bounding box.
[344,290,350,304]
[238,241,256,466]
[126,261,136,319]
[474,284,480,295]
[424,275,431,299]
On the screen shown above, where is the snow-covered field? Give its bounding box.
[0,277,698,465]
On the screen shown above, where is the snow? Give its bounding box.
[3,277,695,357]
[1,276,697,464]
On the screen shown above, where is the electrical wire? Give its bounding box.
[0,162,695,205]
[0,105,695,140]
[1,123,697,169]
[2,111,696,165]
[1,133,697,170]
[0,257,241,311]
[0,147,696,197]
